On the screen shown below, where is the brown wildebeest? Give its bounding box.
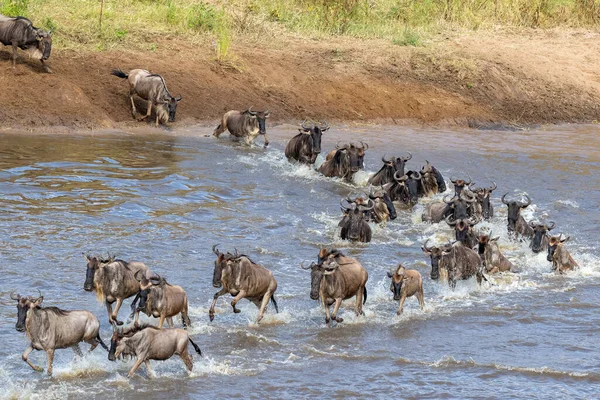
[319,141,368,181]
[12,291,108,376]
[285,120,328,164]
[368,152,411,186]
[111,68,182,126]
[386,264,425,315]
[83,254,154,326]
[132,274,191,329]
[477,233,514,274]
[547,234,578,274]
[530,221,555,253]
[108,324,201,378]
[420,160,439,197]
[0,15,52,72]
[213,107,270,147]
[501,193,534,240]
[303,249,368,325]
[446,215,480,249]
[367,187,397,223]
[450,176,472,197]
[209,246,278,323]
[422,240,484,289]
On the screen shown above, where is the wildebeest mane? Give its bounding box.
[41,306,71,317]
[121,323,159,337]
[147,73,171,98]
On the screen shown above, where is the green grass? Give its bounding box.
[0,0,598,52]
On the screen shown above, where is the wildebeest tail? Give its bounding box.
[270,294,279,313]
[111,69,128,79]
[189,337,202,356]
[97,333,109,351]
[363,287,368,305]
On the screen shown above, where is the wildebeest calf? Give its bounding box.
[387,264,424,315]
[547,234,578,274]
[0,15,52,72]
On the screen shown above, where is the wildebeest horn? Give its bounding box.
[357,141,368,150]
[382,154,393,164]
[234,248,240,258]
[10,290,20,300]
[212,244,221,256]
[445,215,458,226]
[301,119,310,131]
[34,289,43,302]
[402,152,412,161]
[501,193,509,205]
[340,198,355,210]
[443,195,456,204]
[360,199,374,211]
[520,195,531,207]
[320,121,329,131]
[248,106,257,116]
[461,190,476,203]
[559,234,570,243]
[394,171,408,182]
[547,221,555,230]
[422,239,433,252]
[175,95,182,101]
[264,110,270,117]
[529,221,537,228]
[450,176,458,183]
[411,171,422,180]
[300,261,316,270]
[134,270,144,282]
[488,182,497,191]
[335,141,348,150]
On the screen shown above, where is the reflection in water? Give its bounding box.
[0,125,599,398]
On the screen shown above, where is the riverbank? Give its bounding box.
[1,28,600,130]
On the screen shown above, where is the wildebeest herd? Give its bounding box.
[4,13,580,381]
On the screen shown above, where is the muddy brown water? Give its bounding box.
[1,124,599,399]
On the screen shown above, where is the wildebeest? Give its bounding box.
[210,246,278,323]
[285,120,329,164]
[83,254,154,326]
[0,15,52,72]
[470,182,496,220]
[477,233,513,273]
[319,142,367,181]
[111,69,182,126]
[108,324,201,378]
[368,152,411,186]
[420,161,439,197]
[446,215,480,249]
[501,193,534,240]
[450,176,472,196]
[422,240,483,289]
[12,291,108,376]
[547,234,578,274]
[386,172,410,204]
[367,187,397,223]
[213,107,270,147]
[339,197,373,242]
[132,274,191,329]
[423,191,475,223]
[386,264,424,315]
[530,221,555,253]
[303,249,368,324]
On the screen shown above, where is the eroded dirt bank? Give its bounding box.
[1,29,600,130]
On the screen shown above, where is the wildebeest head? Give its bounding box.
[368,187,397,221]
[386,264,406,301]
[444,191,476,221]
[246,107,270,135]
[11,291,43,332]
[421,240,452,280]
[530,221,555,253]
[134,271,165,312]
[35,29,52,61]
[446,215,480,245]
[477,233,499,255]
[450,176,472,196]
[83,253,115,291]
[108,324,143,361]
[404,171,422,203]
[303,249,342,300]
[501,193,531,233]
[368,152,411,186]
[300,120,328,160]
[337,141,367,172]
[547,234,569,262]
[163,94,182,122]
[339,197,373,241]
[472,182,496,219]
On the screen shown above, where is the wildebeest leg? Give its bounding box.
[417,289,425,311]
[129,93,138,119]
[231,290,247,314]
[167,317,174,328]
[322,296,332,325]
[41,59,52,73]
[331,298,344,323]
[209,287,228,322]
[180,348,193,372]
[46,348,55,376]
[262,134,270,148]
[22,345,43,372]
[11,42,18,71]
[111,298,125,326]
[181,304,192,328]
[158,314,166,329]
[72,344,83,357]
[213,119,226,137]
[127,358,144,378]
[256,291,273,323]
[139,100,152,121]
[355,286,364,316]
[106,302,115,325]
[145,361,154,378]
[396,294,407,316]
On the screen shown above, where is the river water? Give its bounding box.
[0,124,599,399]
